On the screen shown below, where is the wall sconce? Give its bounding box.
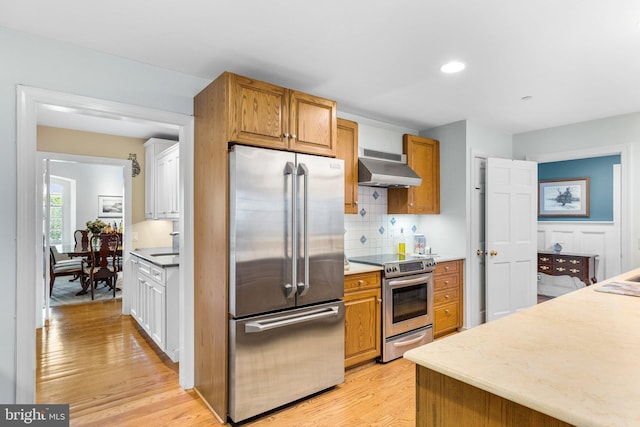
[129,153,141,177]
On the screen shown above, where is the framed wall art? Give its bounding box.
[538,178,590,217]
[98,195,123,218]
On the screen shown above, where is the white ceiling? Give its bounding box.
[3,0,640,136]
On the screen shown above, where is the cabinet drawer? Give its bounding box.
[538,255,552,264]
[538,264,552,273]
[137,258,166,285]
[345,272,380,292]
[554,256,585,267]
[434,273,459,292]
[435,260,459,275]
[434,303,459,332]
[434,288,459,307]
[554,265,584,276]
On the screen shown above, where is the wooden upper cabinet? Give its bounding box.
[336,118,359,214]
[229,74,288,150]
[228,73,336,156]
[388,134,440,214]
[289,91,337,156]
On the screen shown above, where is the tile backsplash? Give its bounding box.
[344,186,424,257]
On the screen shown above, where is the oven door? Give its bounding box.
[383,272,433,338]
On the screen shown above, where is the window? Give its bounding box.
[49,176,75,245]
[49,181,64,244]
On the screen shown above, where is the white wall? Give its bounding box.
[419,121,467,256]
[0,26,209,403]
[50,161,124,237]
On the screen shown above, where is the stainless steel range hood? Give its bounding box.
[358,148,422,188]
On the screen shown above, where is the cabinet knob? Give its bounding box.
[357,280,364,285]
[291,134,297,139]
[354,200,358,205]
[409,202,414,207]
[444,280,449,285]
[444,309,450,315]
[444,266,449,272]
[444,294,450,299]
[283,132,289,138]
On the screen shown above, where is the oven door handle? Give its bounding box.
[387,275,430,288]
[392,333,427,348]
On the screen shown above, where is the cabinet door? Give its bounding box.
[388,135,440,214]
[229,73,289,149]
[134,276,148,327]
[155,154,169,217]
[336,118,359,214]
[130,259,140,319]
[172,149,180,217]
[343,287,381,368]
[155,146,179,219]
[144,139,177,219]
[145,145,155,219]
[148,282,166,350]
[289,90,337,156]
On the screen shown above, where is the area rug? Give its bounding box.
[50,276,121,306]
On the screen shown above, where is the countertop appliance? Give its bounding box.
[348,254,436,362]
[228,145,345,423]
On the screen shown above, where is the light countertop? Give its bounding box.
[131,247,179,267]
[344,262,383,275]
[404,268,640,426]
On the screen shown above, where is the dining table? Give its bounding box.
[54,242,123,295]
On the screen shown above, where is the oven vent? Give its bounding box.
[357,148,422,188]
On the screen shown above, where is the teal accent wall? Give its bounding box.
[538,155,620,221]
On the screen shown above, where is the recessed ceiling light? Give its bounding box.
[440,61,466,73]
[521,95,533,101]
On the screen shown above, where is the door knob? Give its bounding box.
[476,249,484,256]
[489,250,498,256]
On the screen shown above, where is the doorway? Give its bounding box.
[16,86,195,403]
[41,154,128,314]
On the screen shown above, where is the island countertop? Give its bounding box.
[404,268,640,427]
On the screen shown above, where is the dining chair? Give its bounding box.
[81,233,120,300]
[73,229,90,251]
[49,246,83,295]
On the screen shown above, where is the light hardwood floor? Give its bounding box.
[37,300,416,426]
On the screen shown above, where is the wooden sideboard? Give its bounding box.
[537,251,598,286]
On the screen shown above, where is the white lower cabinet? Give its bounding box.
[130,255,179,362]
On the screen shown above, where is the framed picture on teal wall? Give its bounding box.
[538,178,590,217]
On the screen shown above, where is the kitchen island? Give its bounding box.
[404,268,640,427]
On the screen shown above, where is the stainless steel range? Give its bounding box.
[348,254,436,362]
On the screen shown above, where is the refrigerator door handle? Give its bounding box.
[297,163,310,296]
[284,161,297,299]
[244,306,340,333]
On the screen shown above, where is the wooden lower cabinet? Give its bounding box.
[344,271,381,368]
[416,367,572,427]
[433,259,463,339]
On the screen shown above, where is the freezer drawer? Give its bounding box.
[229,301,345,422]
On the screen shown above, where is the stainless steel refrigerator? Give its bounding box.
[228,145,345,423]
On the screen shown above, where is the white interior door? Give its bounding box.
[485,158,537,322]
[468,154,487,327]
